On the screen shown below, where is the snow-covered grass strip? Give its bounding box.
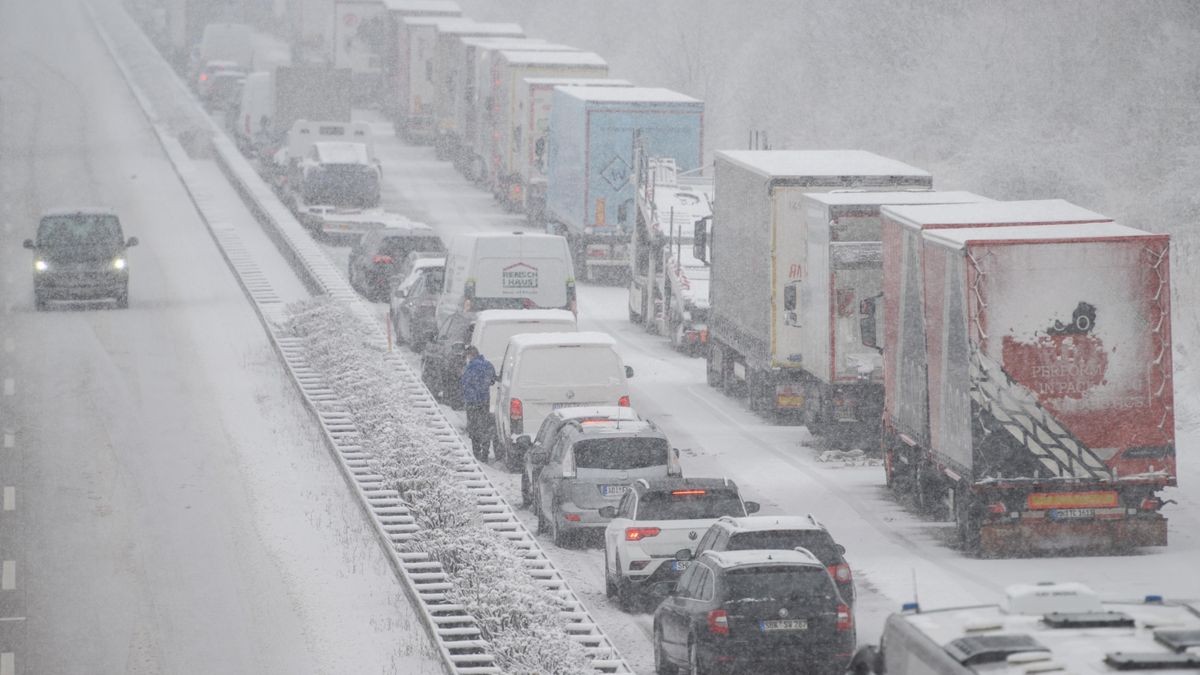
[286,298,594,675]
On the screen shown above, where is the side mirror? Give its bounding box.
[529,449,549,466]
[22,239,35,250]
[515,435,532,449]
[673,548,693,562]
[860,294,881,353]
[598,506,618,519]
[624,365,634,379]
[744,501,761,515]
[692,216,709,263]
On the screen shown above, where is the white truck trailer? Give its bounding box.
[701,151,931,422]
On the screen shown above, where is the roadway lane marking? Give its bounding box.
[1,652,12,675]
[1,379,10,396]
[1,432,10,448]
[2,488,12,511]
[1,562,13,590]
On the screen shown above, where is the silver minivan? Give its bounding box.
[528,415,680,547]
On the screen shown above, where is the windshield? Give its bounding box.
[477,320,575,364]
[37,214,123,258]
[379,236,442,259]
[727,531,839,562]
[724,567,838,604]
[515,347,622,387]
[303,165,379,207]
[573,437,668,470]
[636,491,744,520]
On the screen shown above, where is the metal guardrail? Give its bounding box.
[86,2,633,673]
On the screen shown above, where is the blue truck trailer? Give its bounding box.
[544,86,703,281]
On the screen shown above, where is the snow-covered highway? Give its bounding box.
[0,1,441,672]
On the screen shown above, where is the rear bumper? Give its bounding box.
[981,513,1167,554]
[695,638,853,675]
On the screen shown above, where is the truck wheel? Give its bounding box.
[915,461,948,519]
[520,471,532,507]
[34,293,47,312]
[705,343,721,387]
[955,488,983,556]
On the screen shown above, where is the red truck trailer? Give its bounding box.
[872,200,1175,556]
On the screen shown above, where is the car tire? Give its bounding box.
[615,556,637,612]
[654,625,679,675]
[550,502,570,549]
[535,488,549,534]
[34,293,46,312]
[604,554,617,599]
[115,291,129,309]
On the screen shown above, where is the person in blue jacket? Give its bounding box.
[460,345,497,461]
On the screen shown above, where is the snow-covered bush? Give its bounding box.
[284,299,593,675]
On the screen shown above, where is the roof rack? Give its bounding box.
[1155,629,1200,653]
[945,635,1050,666]
[1043,611,1136,629]
[1104,652,1200,670]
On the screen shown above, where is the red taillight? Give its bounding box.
[987,502,1007,515]
[199,72,209,82]
[671,489,706,496]
[828,563,853,584]
[618,395,630,407]
[707,609,729,635]
[372,255,394,265]
[1141,497,1163,511]
[836,603,853,631]
[509,398,523,420]
[564,513,581,522]
[624,527,660,542]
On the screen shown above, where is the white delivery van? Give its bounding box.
[493,331,633,463]
[233,71,273,151]
[437,232,576,325]
[471,309,578,366]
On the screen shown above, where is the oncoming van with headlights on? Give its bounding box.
[24,208,139,310]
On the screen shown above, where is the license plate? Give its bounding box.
[760,619,808,632]
[1049,508,1095,520]
[671,560,690,572]
[600,484,630,497]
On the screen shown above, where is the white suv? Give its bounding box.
[602,477,758,611]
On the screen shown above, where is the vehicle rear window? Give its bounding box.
[727,531,840,563]
[515,347,622,388]
[636,491,744,520]
[37,214,123,254]
[724,566,838,604]
[304,165,379,207]
[573,437,668,470]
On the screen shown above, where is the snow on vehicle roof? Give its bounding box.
[507,331,617,349]
[883,198,1110,229]
[436,21,523,36]
[459,36,553,48]
[551,405,642,422]
[401,15,460,27]
[804,190,990,207]
[555,86,700,104]
[637,477,737,493]
[313,142,372,164]
[499,50,606,67]
[718,514,828,533]
[895,583,1200,673]
[700,549,822,568]
[382,0,461,13]
[566,418,658,436]
[313,208,414,226]
[475,309,577,324]
[924,221,1157,249]
[717,150,930,178]
[524,77,631,87]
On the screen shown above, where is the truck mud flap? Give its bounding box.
[979,515,1167,556]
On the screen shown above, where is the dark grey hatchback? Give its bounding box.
[24,208,138,310]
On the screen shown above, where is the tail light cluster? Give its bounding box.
[372,255,394,265]
[827,563,853,584]
[836,603,853,632]
[624,526,660,542]
[509,398,523,434]
[618,395,630,407]
[707,609,729,635]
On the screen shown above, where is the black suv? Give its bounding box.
[653,549,856,675]
[347,226,443,302]
[685,514,855,605]
[24,208,138,310]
